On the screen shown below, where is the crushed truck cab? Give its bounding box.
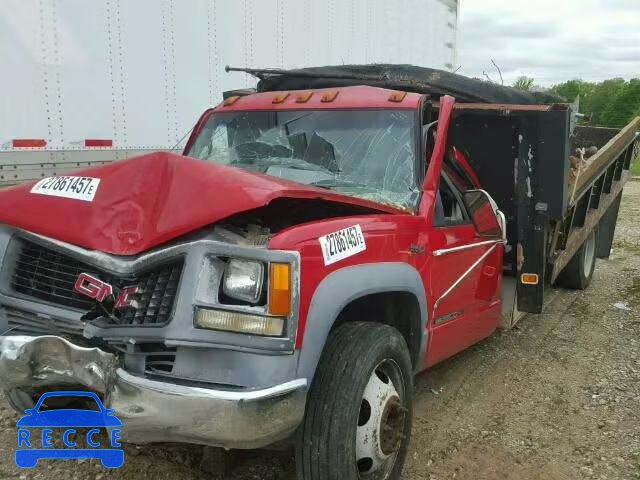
[0,65,637,480]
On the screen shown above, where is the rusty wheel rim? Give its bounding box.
[355,359,407,478]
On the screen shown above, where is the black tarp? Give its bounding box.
[253,64,564,105]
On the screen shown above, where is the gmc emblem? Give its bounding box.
[74,273,138,309]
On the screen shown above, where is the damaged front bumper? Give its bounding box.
[0,335,307,449]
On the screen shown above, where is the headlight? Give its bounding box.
[195,308,285,336]
[222,259,264,304]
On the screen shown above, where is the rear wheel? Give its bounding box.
[556,230,596,289]
[296,322,413,480]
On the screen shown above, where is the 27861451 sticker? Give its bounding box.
[31,176,101,202]
[319,225,367,266]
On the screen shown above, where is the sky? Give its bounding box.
[457,0,640,86]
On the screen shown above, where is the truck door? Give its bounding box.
[418,96,504,369]
[423,171,504,368]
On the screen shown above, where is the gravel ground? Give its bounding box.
[1,182,639,480]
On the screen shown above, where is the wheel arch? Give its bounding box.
[296,262,428,381]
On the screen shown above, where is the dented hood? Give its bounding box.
[0,151,398,255]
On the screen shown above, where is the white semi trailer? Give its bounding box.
[0,0,458,186]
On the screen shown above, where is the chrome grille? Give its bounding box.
[11,240,183,326]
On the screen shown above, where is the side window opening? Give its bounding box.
[443,147,477,192]
[421,101,475,228]
[433,174,469,227]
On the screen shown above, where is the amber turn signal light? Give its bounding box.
[223,95,241,106]
[388,91,407,102]
[296,91,314,103]
[272,93,290,104]
[269,263,291,316]
[521,273,539,285]
[321,90,339,103]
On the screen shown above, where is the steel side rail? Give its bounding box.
[571,116,640,205]
[551,169,630,283]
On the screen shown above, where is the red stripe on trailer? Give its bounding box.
[85,139,113,147]
[12,139,47,148]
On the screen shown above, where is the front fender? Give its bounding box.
[296,262,428,381]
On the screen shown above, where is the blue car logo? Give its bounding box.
[15,391,124,468]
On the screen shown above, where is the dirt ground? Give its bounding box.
[1,181,639,480]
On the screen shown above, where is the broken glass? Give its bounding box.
[186,109,420,210]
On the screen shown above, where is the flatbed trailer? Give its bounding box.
[448,107,639,326]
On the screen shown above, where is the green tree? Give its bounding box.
[512,76,535,92]
[600,79,640,128]
[588,78,627,125]
[551,79,588,102]
[550,78,639,127]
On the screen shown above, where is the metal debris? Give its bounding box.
[613,302,631,311]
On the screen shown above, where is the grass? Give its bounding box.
[632,158,640,176]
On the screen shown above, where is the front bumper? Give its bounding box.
[0,335,307,449]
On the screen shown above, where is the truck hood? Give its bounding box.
[0,151,400,255]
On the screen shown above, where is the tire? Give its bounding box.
[556,230,596,290]
[5,389,36,414]
[296,322,413,480]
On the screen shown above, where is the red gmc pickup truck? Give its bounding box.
[0,65,637,479]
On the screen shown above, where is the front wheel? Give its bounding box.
[296,322,413,480]
[5,389,35,414]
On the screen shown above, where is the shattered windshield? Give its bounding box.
[186,109,419,209]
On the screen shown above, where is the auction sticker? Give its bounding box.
[31,176,101,202]
[319,224,367,266]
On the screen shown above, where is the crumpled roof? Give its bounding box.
[256,64,564,105]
